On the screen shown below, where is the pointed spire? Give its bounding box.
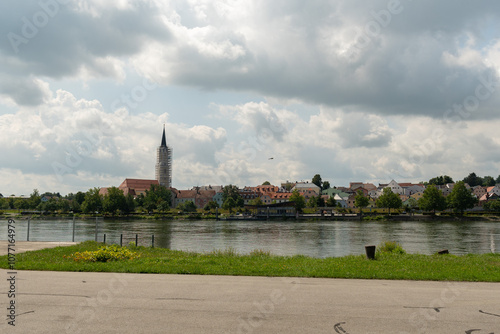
[161,124,167,147]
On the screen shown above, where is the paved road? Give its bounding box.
[0,241,78,256]
[0,269,499,334]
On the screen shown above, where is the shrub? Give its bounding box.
[249,249,272,257]
[377,241,406,255]
[66,244,140,262]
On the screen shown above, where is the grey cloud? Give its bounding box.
[152,0,500,121]
[0,1,170,105]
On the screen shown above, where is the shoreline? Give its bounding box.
[2,212,500,222]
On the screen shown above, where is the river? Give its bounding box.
[1,218,499,258]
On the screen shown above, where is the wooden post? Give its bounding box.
[103,234,106,244]
[72,215,75,242]
[27,217,30,241]
[135,234,138,247]
[120,234,123,247]
[152,235,154,248]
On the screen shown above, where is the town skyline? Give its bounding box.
[1,1,500,196]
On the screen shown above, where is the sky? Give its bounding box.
[1,0,500,196]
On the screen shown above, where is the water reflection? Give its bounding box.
[1,219,499,258]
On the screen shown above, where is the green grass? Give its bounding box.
[1,241,500,281]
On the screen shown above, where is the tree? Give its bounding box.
[326,196,336,207]
[0,198,9,210]
[179,201,197,213]
[404,198,419,215]
[14,199,29,210]
[376,188,402,214]
[143,184,172,212]
[74,191,86,205]
[307,196,318,208]
[102,187,127,214]
[496,175,500,184]
[447,181,477,214]
[428,175,453,186]
[289,189,306,213]
[312,174,322,189]
[262,181,271,186]
[463,172,482,187]
[222,197,237,213]
[418,185,447,214]
[81,188,103,213]
[317,196,325,207]
[249,198,264,206]
[322,181,331,190]
[483,176,496,187]
[354,190,370,214]
[29,189,41,209]
[222,185,244,208]
[483,200,500,211]
[204,200,219,211]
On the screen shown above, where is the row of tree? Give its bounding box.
[350,181,479,214]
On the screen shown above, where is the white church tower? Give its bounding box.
[155,125,172,188]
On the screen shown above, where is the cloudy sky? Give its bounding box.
[1,0,500,196]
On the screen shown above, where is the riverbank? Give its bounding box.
[1,241,499,281]
[3,211,500,222]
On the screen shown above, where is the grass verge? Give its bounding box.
[1,241,499,282]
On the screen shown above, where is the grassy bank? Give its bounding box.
[1,241,500,282]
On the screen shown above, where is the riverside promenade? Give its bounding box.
[0,242,499,333]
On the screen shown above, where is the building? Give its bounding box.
[118,179,159,197]
[155,125,172,188]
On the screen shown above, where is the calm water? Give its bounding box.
[1,218,500,257]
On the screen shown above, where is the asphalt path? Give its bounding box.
[0,242,499,333]
[0,270,498,333]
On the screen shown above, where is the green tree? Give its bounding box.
[143,184,172,212]
[483,176,496,187]
[326,196,336,207]
[29,189,41,209]
[222,197,237,213]
[204,200,219,211]
[74,191,86,205]
[249,198,264,206]
[262,181,271,186]
[404,198,419,215]
[0,198,9,210]
[81,188,103,213]
[322,181,331,190]
[376,188,402,214]
[312,174,322,189]
[418,185,447,214]
[289,189,306,213]
[14,199,29,210]
[317,196,325,207]
[102,187,128,214]
[496,175,500,184]
[179,201,197,212]
[428,175,454,186]
[222,185,244,207]
[447,181,477,214]
[463,172,482,187]
[483,200,500,211]
[354,190,370,214]
[307,196,318,208]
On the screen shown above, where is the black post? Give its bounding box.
[120,234,123,247]
[135,234,138,247]
[365,245,376,260]
[103,234,106,244]
[27,217,30,241]
[152,235,154,248]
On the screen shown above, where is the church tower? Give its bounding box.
[156,125,172,188]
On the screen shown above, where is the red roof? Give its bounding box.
[118,179,158,194]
